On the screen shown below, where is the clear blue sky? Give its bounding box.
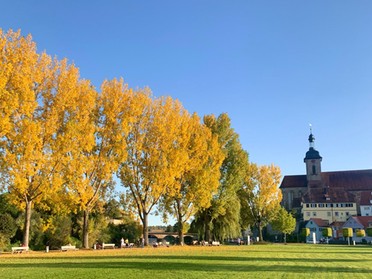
[2,1,372,224]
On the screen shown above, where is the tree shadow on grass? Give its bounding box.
[5,254,371,263]
[1,260,371,275]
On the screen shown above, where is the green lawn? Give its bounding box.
[1,244,372,278]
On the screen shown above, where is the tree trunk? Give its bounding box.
[178,221,184,246]
[204,212,212,243]
[142,212,148,246]
[284,233,287,244]
[22,200,32,247]
[258,224,263,241]
[176,200,184,245]
[83,209,90,249]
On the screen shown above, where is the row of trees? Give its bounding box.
[0,193,142,250]
[0,29,294,249]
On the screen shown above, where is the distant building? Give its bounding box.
[360,191,372,216]
[329,221,345,239]
[305,218,329,243]
[342,216,372,242]
[280,130,372,224]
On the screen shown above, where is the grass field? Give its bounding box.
[1,244,372,279]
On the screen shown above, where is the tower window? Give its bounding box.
[312,165,316,175]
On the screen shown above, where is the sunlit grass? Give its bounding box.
[1,244,372,278]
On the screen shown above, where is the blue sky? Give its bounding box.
[2,1,372,224]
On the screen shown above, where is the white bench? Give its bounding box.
[102,243,115,249]
[211,241,220,246]
[12,246,29,253]
[61,245,78,251]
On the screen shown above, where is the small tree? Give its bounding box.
[271,207,296,244]
[356,229,365,237]
[322,227,332,237]
[301,228,310,242]
[343,228,353,245]
[242,163,282,241]
[322,227,332,243]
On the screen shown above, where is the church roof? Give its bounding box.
[280,175,307,189]
[321,169,372,191]
[280,169,372,191]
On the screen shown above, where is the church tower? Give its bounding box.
[304,127,322,184]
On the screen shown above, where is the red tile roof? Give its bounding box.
[321,170,372,191]
[308,218,329,227]
[352,216,372,228]
[360,191,372,206]
[280,175,307,189]
[302,187,355,203]
[329,221,345,228]
[280,169,372,191]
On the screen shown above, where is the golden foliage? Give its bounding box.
[242,163,282,240]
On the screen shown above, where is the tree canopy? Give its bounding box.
[0,29,289,249]
[240,163,282,241]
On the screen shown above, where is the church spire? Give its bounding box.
[308,124,315,149]
[304,125,322,182]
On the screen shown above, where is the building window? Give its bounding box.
[312,165,316,175]
[306,212,310,217]
[312,212,317,217]
[306,204,309,208]
[335,212,339,216]
[327,212,331,217]
[346,212,349,216]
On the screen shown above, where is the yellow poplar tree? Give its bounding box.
[162,113,224,245]
[63,78,128,248]
[241,163,282,241]
[118,92,190,245]
[0,29,70,247]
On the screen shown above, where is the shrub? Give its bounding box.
[356,229,365,237]
[301,228,310,237]
[0,213,18,251]
[322,227,332,238]
[343,228,353,238]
